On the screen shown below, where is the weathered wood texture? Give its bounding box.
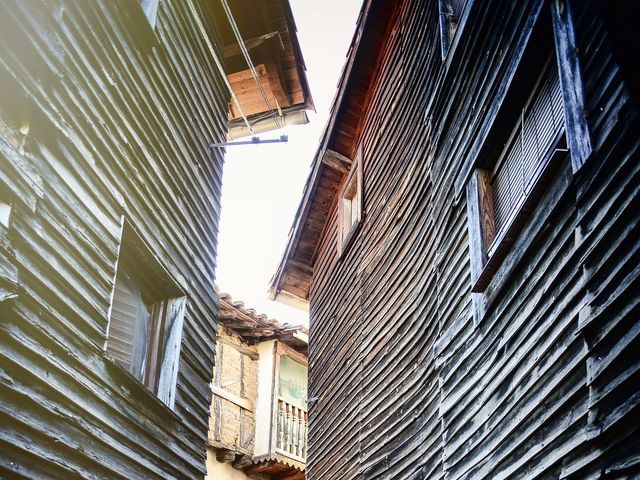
[287,0,640,478]
[215,0,313,139]
[0,1,227,478]
[207,293,308,480]
[551,0,592,172]
[220,0,312,119]
[307,1,441,477]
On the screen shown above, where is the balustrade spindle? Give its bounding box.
[275,399,307,460]
[293,408,301,457]
[289,406,298,455]
[285,402,291,452]
[298,407,303,456]
[303,411,308,458]
[277,400,284,450]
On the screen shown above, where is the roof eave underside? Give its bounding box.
[269,0,394,305]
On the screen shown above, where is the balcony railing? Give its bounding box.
[275,398,307,461]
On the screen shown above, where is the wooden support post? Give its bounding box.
[232,454,254,470]
[215,448,236,463]
[552,0,592,172]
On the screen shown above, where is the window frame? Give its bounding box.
[453,0,591,200]
[467,58,568,290]
[464,2,592,309]
[277,354,308,407]
[0,181,18,304]
[337,146,363,256]
[106,221,186,409]
[273,341,308,461]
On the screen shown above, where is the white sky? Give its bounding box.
[215,0,363,326]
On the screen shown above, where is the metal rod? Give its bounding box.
[219,0,284,130]
[209,135,289,148]
[185,0,253,134]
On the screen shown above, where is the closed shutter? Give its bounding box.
[156,296,186,408]
[491,60,564,243]
[107,271,150,378]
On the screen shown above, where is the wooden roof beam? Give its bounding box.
[287,259,314,276]
[232,454,254,470]
[215,448,236,463]
[222,31,284,58]
[322,149,352,174]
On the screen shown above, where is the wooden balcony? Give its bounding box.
[275,397,307,461]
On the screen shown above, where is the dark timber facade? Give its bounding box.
[271,0,640,478]
[0,0,310,479]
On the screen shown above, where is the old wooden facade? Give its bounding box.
[211,0,313,139]
[270,0,640,478]
[0,0,310,479]
[206,292,308,480]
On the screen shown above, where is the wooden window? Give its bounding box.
[338,147,363,254]
[0,184,11,247]
[0,203,11,229]
[439,0,467,59]
[140,0,160,28]
[278,355,308,408]
[467,58,568,293]
[108,270,149,375]
[106,224,186,408]
[491,59,565,241]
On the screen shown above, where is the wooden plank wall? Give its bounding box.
[307,0,639,478]
[0,1,227,478]
[308,0,442,478]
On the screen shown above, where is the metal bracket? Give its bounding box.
[209,134,289,148]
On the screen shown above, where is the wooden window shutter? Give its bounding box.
[490,60,564,246]
[552,0,592,171]
[0,201,10,229]
[156,297,187,409]
[107,271,150,378]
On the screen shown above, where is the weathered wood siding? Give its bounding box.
[307,0,640,478]
[0,1,227,478]
[308,1,442,477]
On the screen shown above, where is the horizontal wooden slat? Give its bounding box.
[0,0,226,478]
[211,385,254,412]
[274,0,640,479]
